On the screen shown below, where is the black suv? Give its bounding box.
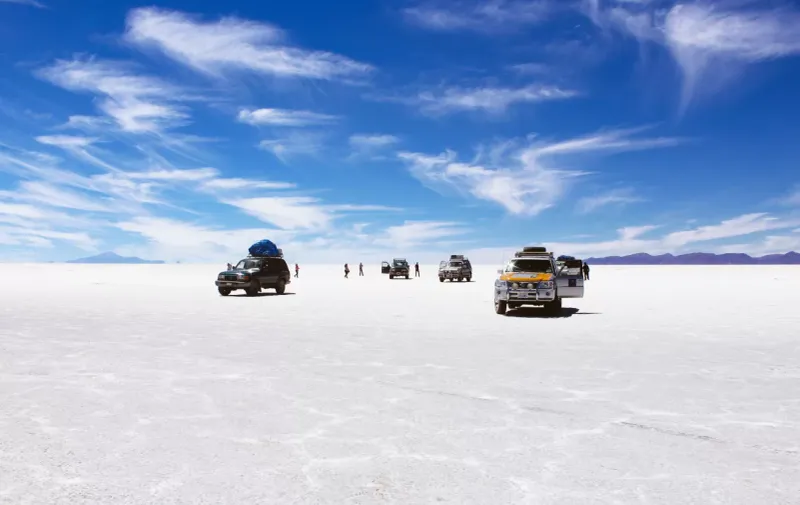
[387,258,410,279]
[215,256,291,296]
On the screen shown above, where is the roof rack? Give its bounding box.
[248,248,284,259]
[450,254,465,260]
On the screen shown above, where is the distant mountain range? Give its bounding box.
[584,251,800,265]
[66,252,165,264]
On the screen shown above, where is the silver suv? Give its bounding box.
[438,255,472,282]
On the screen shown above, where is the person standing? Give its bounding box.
[414,262,420,277]
[227,262,232,270]
[358,262,364,276]
[294,263,299,278]
[344,263,350,278]
[582,262,590,281]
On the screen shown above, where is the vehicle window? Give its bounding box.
[505,259,553,273]
[235,259,260,270]
[449,261,463,267]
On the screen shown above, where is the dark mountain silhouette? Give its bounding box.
[66,252,165,264]
[584,251,800,265]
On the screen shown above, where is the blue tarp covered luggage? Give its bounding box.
[557,255,576,261]
[248,239,280,257]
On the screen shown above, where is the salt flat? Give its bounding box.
[1,264,799,505]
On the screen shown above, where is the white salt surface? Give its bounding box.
[1,264,799,504]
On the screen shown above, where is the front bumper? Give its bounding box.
[439,271,464,278]
[495,288,556,303]
[215,280,249,288]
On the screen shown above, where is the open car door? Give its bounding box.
[381,261,390,274]
[556,258,584,298]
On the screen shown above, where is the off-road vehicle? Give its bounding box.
[215,255,291,296]
[493,246,584,315]
[387,258,410,279]
[438,255,472,282]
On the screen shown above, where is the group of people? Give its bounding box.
[342,262,367,278]
[228,261,588,281]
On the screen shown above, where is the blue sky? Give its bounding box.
[1,0,800,263]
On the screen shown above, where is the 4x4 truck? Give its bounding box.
[215,255,291,296]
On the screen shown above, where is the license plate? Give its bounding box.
[221,282,232,286]
[518,293,528,298]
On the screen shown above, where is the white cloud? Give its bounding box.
[581,1,800,112]
[349,134,399,148]
[124,7,374,82]
[0,181,114,212]
[222,196,401,231]
[397,126,680,215]
[403,0,556,33]
[125,167,219,181]
[237,108,339,127]
[529,126,685,157]
[348,134,400,160]
[115,216,294,262]
[537,212,800,258]
[374,221,466,248]
[35,135,97,148]
[397,84,578,115]
[576,188,643,213]
[258,131,327,163]
[199,178,295,191]
[0,0,45,7]
[37,58,188,133]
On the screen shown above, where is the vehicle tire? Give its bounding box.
[389,274,394,279]
[218,287,231,296]
[405,274,409,279]
[439,277,444,282]
[508,302,520,309]
[544,298,562,315]
[275,279,286,295]
[245,281,260,297]
[495,299,507,315]
[458,277,463,282]
[466,276,472,282]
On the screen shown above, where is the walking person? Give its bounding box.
[227,262,232,270]
[294,263,299,278]
[358,262,364,276]
[414,262,420,277]
[582,262,590,281]
[344,263,350,278]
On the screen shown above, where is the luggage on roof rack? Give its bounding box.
[450,254,465,260]
[248,239,281,257]
[522,246,547,253]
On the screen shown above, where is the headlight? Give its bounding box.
[511,282,519,289]
[538,281,553,289]
[218,274,224,280]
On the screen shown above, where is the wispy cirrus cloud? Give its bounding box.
[258,131,328,163]
[221,196,402,231]
[398,126,682,215]
[237,108,339,127]
[581,0,800,112]
[538,212,800,258]
[378,83,579,116]
[374,220,466,248]
[124,7,374,82]
[348,134,400,160]
[402,0,557,33]
[36,58,189,133]
[0,0,45,7]
[576,188,643,213]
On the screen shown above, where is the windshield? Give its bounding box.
[393,260,408,266]
[505,258,553,273]
[234,259,261,270]
[448,261,463,267]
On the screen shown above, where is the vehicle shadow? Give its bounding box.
[506,307,587,318]
[228,292,297,297]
